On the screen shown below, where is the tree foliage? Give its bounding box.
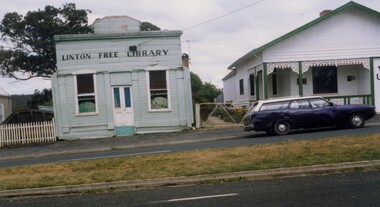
[190,72,222,103]
[140,22,161,31]
[0,3,93,80]
[27,88,52,109]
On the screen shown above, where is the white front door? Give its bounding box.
[113,86,134,127]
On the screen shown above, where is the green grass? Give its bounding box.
[1,134,380,190]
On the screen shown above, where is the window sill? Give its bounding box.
[76,112,99,117]
[313,93,340,96]
[148,109,172,113]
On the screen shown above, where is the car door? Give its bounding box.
[288,99,314,129]
[309,98,337,127]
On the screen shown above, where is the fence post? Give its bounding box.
[195,103,201,129]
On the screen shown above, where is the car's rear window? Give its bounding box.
[260,101,289,111]
[290,100,311,109]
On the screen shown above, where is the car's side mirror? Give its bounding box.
[328,102,334,106]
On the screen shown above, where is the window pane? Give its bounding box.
[260,101,289,111]
[77,74,94,94]
[309,98,330,108]
[113,88,120,108]
[249,74,255,96]
[0,104,3,121]
[124,87,131,108]
[78,95,96,113]
[239,79,244,95]
[150,71,166,89]
[151,90,168,109]
[149,70,168,110]
[312,66,337,94]
[290,100,311,109]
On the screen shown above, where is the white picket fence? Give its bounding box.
[0,119,56,147]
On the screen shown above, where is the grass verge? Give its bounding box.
[1,134,380,191]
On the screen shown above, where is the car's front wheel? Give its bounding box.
[273,121,291,135]
[349,113,365,128]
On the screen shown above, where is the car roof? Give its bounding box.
[258,96,323,104]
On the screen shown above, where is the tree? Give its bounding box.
[27,88,52,109]
[140,22,160,31]
[190,72,202,90]
[190,71,222,103]
[0,3,93,80]
[198,82,222,103]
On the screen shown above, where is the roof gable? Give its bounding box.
[0,86,10,97]
[228,1,380,69]
[94,15,141,34]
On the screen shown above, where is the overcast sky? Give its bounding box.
[0,0,379,95]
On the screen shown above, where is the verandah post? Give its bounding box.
[263,63,268,99]
[298,62,303,97]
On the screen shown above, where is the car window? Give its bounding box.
[309,98,330,108]
[290,100,311,109]
[250,102,259,111]
[260,101,289,111]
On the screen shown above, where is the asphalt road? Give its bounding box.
[2,125,380,167]
[2,171,379,207]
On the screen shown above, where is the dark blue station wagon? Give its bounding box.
[243,96,376,136]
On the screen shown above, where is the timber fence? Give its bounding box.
[0,119,56,147]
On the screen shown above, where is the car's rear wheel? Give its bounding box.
[349,113,365,128]
[273,121,291,135]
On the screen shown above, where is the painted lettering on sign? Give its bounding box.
[62,53,91,61]
[61,49,169,61]
[99,52,119,59]
[127,50,169,57]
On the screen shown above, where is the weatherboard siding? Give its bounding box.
[374,58,380,110]
[136,70,179,128]
[224,2,379,109]
[0,97,11,122]
[264,8,380,63]
[53,22,193,139]
[53,68,192,139]
[56,37,182,72]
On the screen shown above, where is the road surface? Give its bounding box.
[2,171,379,207]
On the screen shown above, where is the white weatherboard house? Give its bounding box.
[0,86,11,123]
[223,1,380,112]
[52,16,193,139]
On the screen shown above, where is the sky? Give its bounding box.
[0,0,379,95]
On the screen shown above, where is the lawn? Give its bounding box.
[1,134,380,190]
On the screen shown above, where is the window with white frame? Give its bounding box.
[0,104,4,122]
[75,74,97,114]
[239,79,244,95]
[148,70,170,110]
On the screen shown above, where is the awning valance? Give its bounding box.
[266,58,370,75]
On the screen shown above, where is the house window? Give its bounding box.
[249,74,255,96]
[312,66,337,94]
[0,104,3,121]
[239,79,244,95]
[149,70,169,110]
[75,74,97,114]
